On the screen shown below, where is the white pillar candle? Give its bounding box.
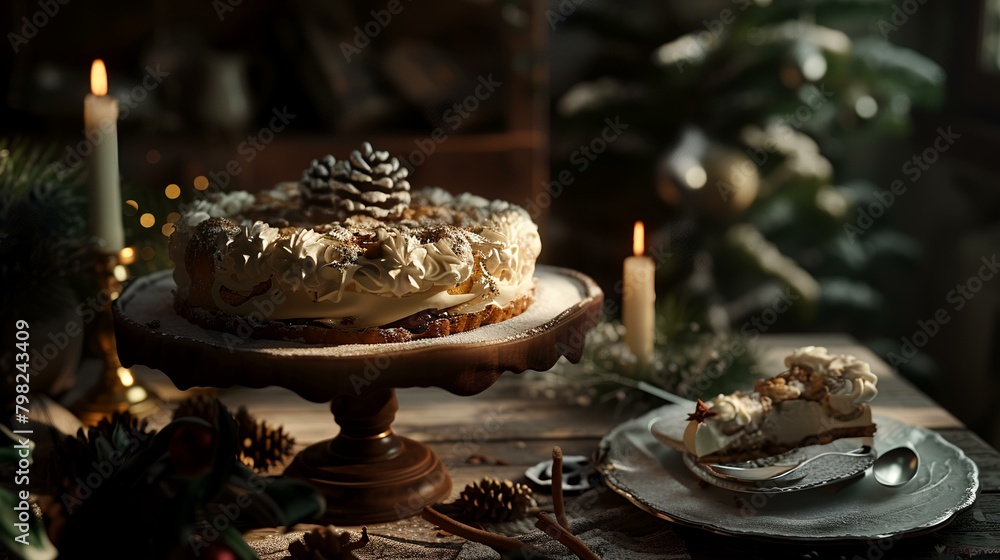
[84,59,125,252]
[623,221,655,363]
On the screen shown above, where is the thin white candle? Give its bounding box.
[84,59,125,252]
[623,221,655,363]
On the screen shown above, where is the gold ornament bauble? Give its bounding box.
[693,145,760,221]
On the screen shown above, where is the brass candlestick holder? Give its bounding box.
[69,246,161,425]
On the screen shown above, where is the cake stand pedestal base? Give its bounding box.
[113,266,603,523]
[284,389,451,524]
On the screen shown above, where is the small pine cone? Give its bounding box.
[91,411,153,442]
[45,411,154,493]
[173,394,223,422]
[299,142,411,220]
[457,478,536,522]
[233,406,295,471]
[288,526,368,560]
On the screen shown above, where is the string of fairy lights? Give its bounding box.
[121,147,211,262]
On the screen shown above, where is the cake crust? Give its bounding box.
[174,287,534,345]
[696,422,877,464]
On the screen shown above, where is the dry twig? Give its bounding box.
[551,446,569,530]
[422,506,535,555]
[346,527,370,551]
[536,512,599,560]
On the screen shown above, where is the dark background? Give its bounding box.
[1,0,998,447]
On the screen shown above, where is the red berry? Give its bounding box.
[180,541,237,560]
[168,423,215,476]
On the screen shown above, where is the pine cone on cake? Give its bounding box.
[456,477,536,522]
[300,142,411,220]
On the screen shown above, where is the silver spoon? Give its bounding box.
[872,446,919,487]
[706,446,872,482]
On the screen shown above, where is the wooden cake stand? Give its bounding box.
[113,265,603,524]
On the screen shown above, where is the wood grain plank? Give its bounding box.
[937,428,1000,493]
[135,333,998,558]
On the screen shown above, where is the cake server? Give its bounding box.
[705,446,872,482]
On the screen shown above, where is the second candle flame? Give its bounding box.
[633,221,645,256]
[90,59,108,96]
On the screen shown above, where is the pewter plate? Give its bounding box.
[650,407,875,493]
[597,405,979,541]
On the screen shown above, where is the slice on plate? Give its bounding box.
[684,346,879,463]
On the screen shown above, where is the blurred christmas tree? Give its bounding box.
[550,0,944,387]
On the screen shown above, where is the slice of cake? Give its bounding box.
[167,142,541,345]
[683,346,878,463]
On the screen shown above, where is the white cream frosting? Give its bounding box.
[170,186,541,328]
[709,393,764,427]
[785,346,879,414]
[684,392,768,458]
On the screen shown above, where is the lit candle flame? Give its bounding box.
[117,366,134,387]
[90,59,108,96]
[633,221,644,256]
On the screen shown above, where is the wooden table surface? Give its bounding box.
[138,333,1000,559]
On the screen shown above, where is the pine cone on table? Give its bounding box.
[173,395,294,471]
[300,142,411,220]
[456,478,536,523]
[233,405,295,471]
[172,394,221,422]
[45,411,153,491]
